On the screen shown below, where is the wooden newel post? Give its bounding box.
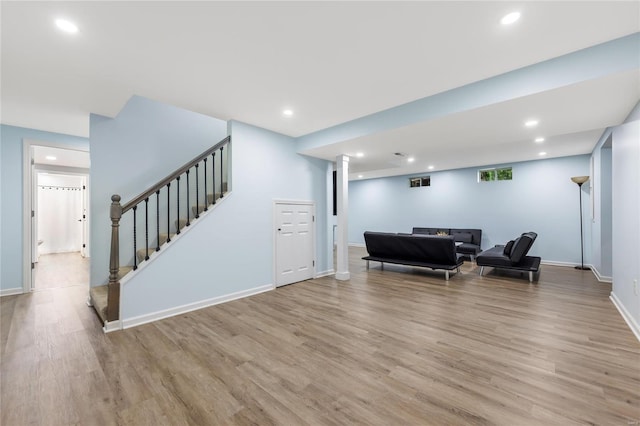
[107,194,122,322]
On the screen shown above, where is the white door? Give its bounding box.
[275,202,315,287]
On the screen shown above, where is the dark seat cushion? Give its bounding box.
[476,246,513,267]
[503,240,515,256]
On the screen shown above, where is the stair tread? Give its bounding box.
[90,285,108,324]
[135,233,176,262]
[193,192,225,215]
[175,191,227,229]
[136,247,157,262]
[118,266,133,279]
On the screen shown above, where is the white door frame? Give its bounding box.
[22,139,90,292]
[80,175,90,258]
[273,199,316,288]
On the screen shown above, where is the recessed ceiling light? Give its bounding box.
[539,152,547,156]
[428,165,434,170]
[283,109,293,116]
[355,152,364,158]
[501,12,521,25]
[55,19,78,34]
[525,119,539,128]
[358,175,363,179]
[535,137,545,143]
[45,155,57,161]
[407,157,415,163]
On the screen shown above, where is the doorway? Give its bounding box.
[274,201,316,287]
[34,172,88,289]
[23,141,90,291]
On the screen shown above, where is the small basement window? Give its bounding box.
[409,176,431,188]
[478,167,512,182]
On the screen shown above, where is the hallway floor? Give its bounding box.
[35,252,89,290]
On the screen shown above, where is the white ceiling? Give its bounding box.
[2,1,639,179]
[306,69,640,178]
[33,145,90,169]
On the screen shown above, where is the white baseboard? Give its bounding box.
[121,284,273,330]
[540,259,583,267]
[315,269,335,278]
[335,271,351,280]
[103,320,122,333]
[610,292,640,343]
[540,260,612,283]
[591,266,613,283]
[348,243,366,248]
[0,288,24,297]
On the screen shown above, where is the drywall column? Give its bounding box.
[335,155,350,280]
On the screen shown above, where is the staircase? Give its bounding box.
[89,137,230,327]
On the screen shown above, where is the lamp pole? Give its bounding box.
[571,176,590,270]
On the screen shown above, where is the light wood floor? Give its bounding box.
[2,247,639,425]
[35,252,89,289]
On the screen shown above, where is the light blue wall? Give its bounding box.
[600,147,612,277]
[89,96,228,287]
[121,120,331,320]
[590,140,613,279]
[611,116,640,335]
[589,130,612,279]
[349,155,591,264]
[0,124,88,291]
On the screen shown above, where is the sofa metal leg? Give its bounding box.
[445,270,449,281]
[529,271,533,283]
[380,262,384,270]
[479,266,484,276]
[366,260,369,270]
[456,267,460,274]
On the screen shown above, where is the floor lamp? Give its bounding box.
[571,176,590,270]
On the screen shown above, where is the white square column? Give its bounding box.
[335,155,350,281]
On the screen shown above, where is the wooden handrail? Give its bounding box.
[121,136,230,213]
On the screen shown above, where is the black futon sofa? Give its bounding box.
[412,227,482,260]
[362,231,464,280]
[475,232,541,282]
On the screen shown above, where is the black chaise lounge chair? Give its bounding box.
[475,232,540,282]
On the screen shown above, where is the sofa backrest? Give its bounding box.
[509,232,537,263]
[362,232,400,260]
[412,227,482,246]
[412,227,446,236]
[364,232,458,265]
[450,229,482,246]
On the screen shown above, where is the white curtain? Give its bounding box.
[38,184,83,254]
